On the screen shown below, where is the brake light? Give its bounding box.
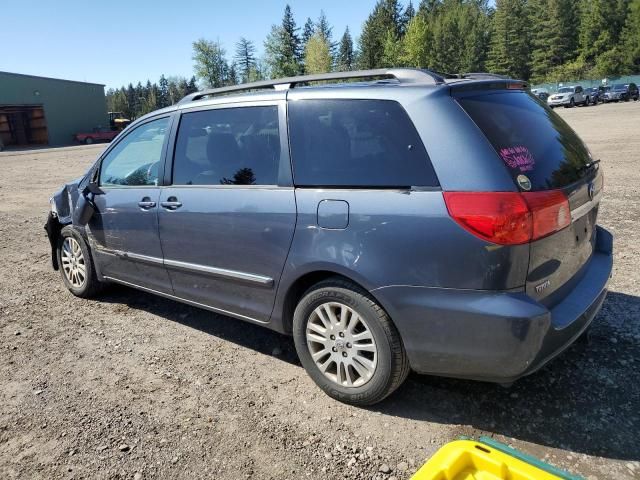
[443,190,570,245]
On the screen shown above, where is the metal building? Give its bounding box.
[0,71,108,147]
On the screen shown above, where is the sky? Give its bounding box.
[1,0,386,90]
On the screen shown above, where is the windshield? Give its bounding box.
[457,92,592,191]
[613,84,627,91]
[557,87,573,93]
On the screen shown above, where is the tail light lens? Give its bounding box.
[443,190,570,245]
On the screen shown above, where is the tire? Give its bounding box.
[84,136,94,145]
[584,96,590,106]
[57,225,102,298]
[569,98,575,107]
[292,278,410,406]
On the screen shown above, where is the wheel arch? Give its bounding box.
[274,268,392,336]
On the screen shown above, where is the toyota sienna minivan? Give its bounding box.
[46,69,613,405]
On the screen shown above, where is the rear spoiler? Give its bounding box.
[448,78,528,94]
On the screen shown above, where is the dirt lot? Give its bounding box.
[1,102,639,480]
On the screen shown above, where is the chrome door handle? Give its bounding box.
[160,197,182,210]
[138,198,156,209]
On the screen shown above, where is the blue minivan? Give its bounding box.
[46,69,613,405]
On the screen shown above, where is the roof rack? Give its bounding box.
[178,68,446,104]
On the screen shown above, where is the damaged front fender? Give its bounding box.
[44,212,62,270]
[44,178,83,270]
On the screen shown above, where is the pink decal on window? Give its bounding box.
[499,146,535,172]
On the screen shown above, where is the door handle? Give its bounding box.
[160,196,182,210]
[138,197,156,209]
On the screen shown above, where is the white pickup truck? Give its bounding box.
[547,85,589,108]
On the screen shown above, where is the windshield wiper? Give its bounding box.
[577,159,600,174]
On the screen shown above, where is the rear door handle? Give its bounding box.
[160,196,182,210]
[138,197,156,210]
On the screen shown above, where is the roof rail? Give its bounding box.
[178,68,445,104]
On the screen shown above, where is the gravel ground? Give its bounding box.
[1,102,639,480]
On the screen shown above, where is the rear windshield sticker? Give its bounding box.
[499,146,535,172]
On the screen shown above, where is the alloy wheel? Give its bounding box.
[61,237,86,288]
[305,302,378,388]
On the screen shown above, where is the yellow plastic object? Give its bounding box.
[411,440,563,480]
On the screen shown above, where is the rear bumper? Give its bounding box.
[373,226,613,383]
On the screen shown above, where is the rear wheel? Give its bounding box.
[57,226,102,298]
[293,278,409,406]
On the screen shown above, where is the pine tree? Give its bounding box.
[301,17,315,53]
[305,32,332,74]
[158,75,169,108]
[382,29,404,67]
[579,0,629,74]
[358,0,403,68]
[458,0,491,73]
[401,14,432,68]
[400,0,416,35]
[529,0,579,81]
[111,89,129,116]
[192,38,229,88]
[234,37,257,83]
[621,0,640,73]
[134,82,144,117]
[337,27,355,71]
[417,0,441,18]
[227,63,239,86]
[187,76,199,95]
[167,78,182,105]
[178,78,190,99]
[487,0,531,79]
[140,82,158,116]
[430,3,465,72]
[316,10,336,55]
[264,5,302,77]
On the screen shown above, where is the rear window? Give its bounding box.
[288,99,438,188]
[458,92,591,191]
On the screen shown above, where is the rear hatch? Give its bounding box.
[456,86,603,307]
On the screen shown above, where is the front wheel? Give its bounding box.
[84,136,94,145]
[57,226,102,298]
[293,278,409,406]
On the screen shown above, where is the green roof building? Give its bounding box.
[0,71,108,147]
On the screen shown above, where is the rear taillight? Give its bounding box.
[443,190,570,245]
[524,190,570,240]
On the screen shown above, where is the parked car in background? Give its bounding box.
[45,69,612,406]
[547,85,588,108]
[585,87,604,105]
[604,83,640,102]
[531,88,549,102]
[73,128,119,145]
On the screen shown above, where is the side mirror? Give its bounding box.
[85,181,104,196]
[73,182,104,226]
